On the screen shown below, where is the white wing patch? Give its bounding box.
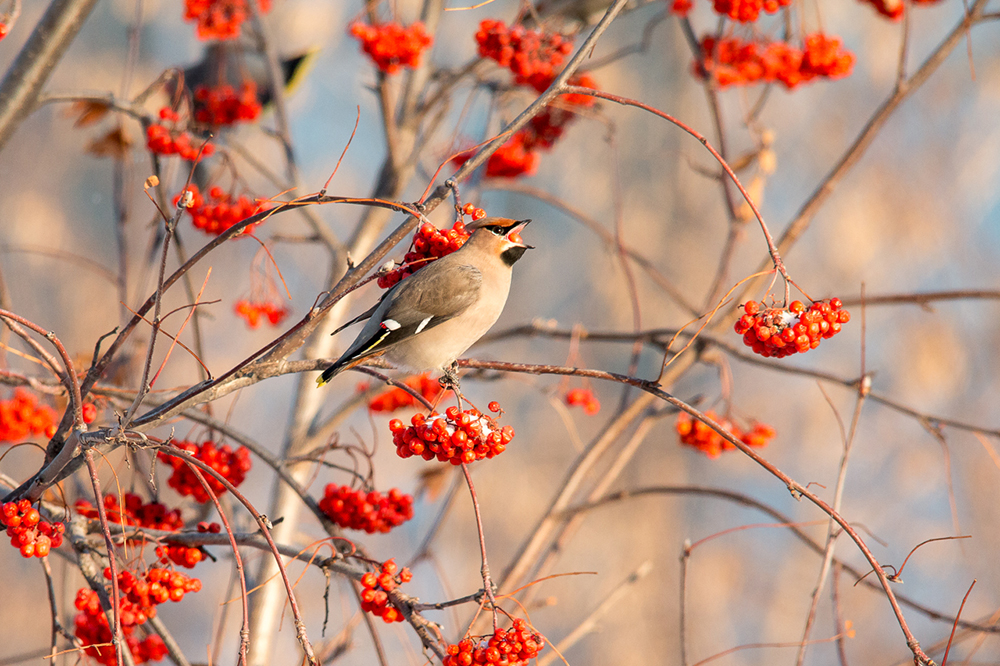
[382,319,401,331]
[414,316,433,334]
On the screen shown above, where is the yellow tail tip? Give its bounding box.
[316,375,327,388]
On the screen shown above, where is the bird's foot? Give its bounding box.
[439,362,461,391]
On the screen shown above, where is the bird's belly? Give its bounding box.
[384,305,502,371]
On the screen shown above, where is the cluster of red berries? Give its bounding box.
[377,221,471,289]
[565,388,601,415]
[735,298,850,358]
[0,389,57,442]
[390,403,514,464]
[318,484,414,534]
[174,184,267,236]
[158,440,252,503]
[146,108,214,160]
[75,493,209,568]
[183,0,271,41]
[105,566,202,625]
[675,410,775,459]
[234,298,290,328]
[349,21,433,74]
[695,34,855,89]
[359,559,412,623]
[475,19,573,92]
[1,500,65,558]
[711,0,792,22]
[74,588,168,666]
[443,619,546,666]
[193,82,262,126]
[452,73,598,179]
[364,373,444,412]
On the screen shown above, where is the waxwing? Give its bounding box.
[316,217,533,387]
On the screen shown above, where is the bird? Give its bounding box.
[316,217,533,388]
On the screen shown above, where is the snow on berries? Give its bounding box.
[318,484,414,533]
[735,298,850,358]
[359,559,412,623]
[158,440,252,503]
[565,387,601,415]
[695,34,854,89]
[675,410,775,459]
[0,389,57,442]
[75,493,211,568]
[378,221,471,289]
[390,405,514,464]
[443,618,546,666]
[363,373,444,412]
[1,500,64,558]
[349,21,433,74]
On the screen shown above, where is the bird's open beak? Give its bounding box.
[506,219,534,249]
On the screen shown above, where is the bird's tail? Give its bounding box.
[316,355,370,387]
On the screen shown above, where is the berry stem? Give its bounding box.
[82,447,125,666]
[460,462,498,631]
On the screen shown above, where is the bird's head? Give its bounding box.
[466,217,533,266]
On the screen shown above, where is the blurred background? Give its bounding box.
[1,0,999,664]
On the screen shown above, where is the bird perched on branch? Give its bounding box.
[316,217,533,387]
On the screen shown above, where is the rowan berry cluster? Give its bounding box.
[734,298,850,358]
[318,484,414,533]
[349,21,432,74]
[359,559,412,622]
[158,440,252,503]
[174,184,267,236]
[1,500,65,558]
[565,388,601,415]
[74,589,168,666]
[75,493,209,568]
[234,298,290,328]
[105,566,202,624]
[695,34,854,89]
[390,403,514,464]
[675,410,775,459]
[183,0,271,41]
[0,389,57,442]
[711,0,792,22]
[377,221,471,289]
[451,72,598,179]
[146,108,214,160]
[364,373,444,412]
[193,82,262,126]
[475,19,573,92]
[443,619,546,666]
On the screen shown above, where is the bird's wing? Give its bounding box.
[318,264,481,384]
[328,299,383,337]
[360,263,483,350]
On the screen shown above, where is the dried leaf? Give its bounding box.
[71,100,111,128]
[86,126,133,160]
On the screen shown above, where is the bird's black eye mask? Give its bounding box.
[500,245,528,266]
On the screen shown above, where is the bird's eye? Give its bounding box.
[483,225,503,236]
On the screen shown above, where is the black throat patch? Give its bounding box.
[500,245,527,266]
